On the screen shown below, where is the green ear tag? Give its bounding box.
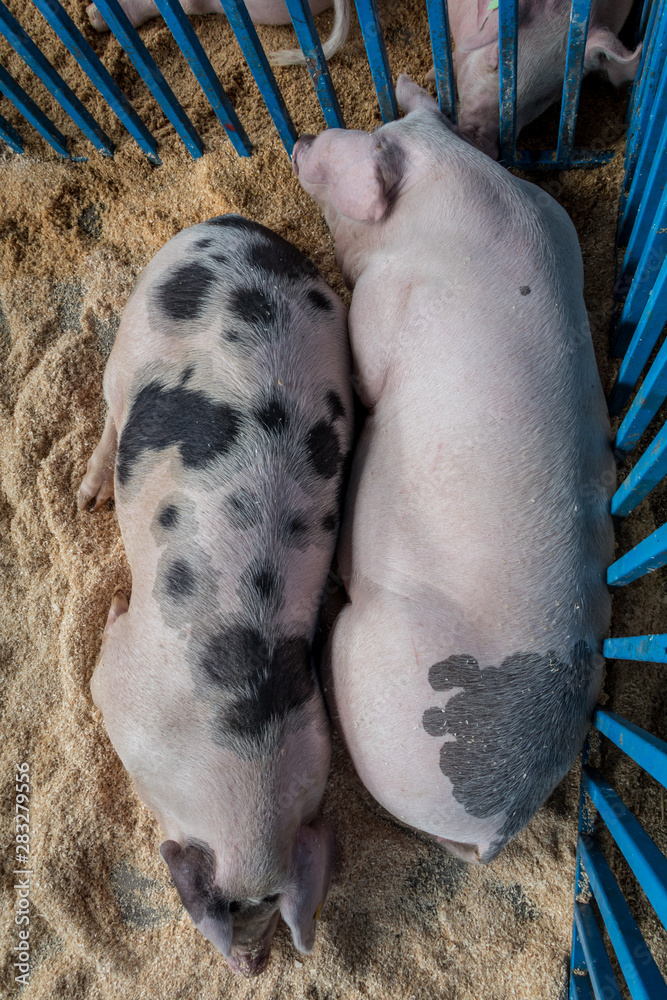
[487,0,499,10]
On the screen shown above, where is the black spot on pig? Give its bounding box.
[326,390,346,420]
[229,286,277,329]
[254,396,289,435]
[199,625,315,742]
[423,642,597,859]
[158,504,179,529]
[422,706,447,736]
[305,420,342,479]
[206,214,265,233]
[306,288,333,312]
[166,559,195,600]
[194,237,214,249]
[225,488,262,530]
[180,366,194,385]
[247,235,318,281]
[321,513,337,533]
[239,559,284,613]
[157,262,217,321]
[280,511,309,545]
[210,253,229,266]
[117,381,242,485]
[520,286,531,296]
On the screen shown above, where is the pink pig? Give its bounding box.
[86,0,349,66]
[293,76,615,864]
[444,0,641,157]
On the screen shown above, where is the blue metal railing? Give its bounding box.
[0,0,640,163]
[569,4,667,996]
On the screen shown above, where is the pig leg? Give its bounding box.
[78,409,117,511]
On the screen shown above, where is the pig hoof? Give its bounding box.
[86,3,110,31]
[77,464,114,511]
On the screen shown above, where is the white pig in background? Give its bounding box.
[293,76,615,864]
[445,0,641,157]
[86,0,350,67]
[79,216,352,974]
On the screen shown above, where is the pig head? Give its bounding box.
[446,0,641,157]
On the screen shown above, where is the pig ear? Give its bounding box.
[160,840,233,957]
[584,29,641,85]
[396,74,440,114]
[460,0,500,51]
[329,140,404,223]
[280,821,333,954]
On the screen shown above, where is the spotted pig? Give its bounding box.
[293,76,615,864]
[79,215,352,974]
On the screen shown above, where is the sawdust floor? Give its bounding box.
[1,0,666,997]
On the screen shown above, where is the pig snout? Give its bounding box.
[227,911,281,977]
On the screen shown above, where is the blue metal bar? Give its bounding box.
[594,710,667,788]
[583,768,667,927]
[31,0,160,164]
[624,0,665,196]
[608,254,667,418]
[639,0,653,39]
[569,967,596,1000]
[578,834,667,1000]
[153,0,250,156]
[619,47,667,244]
[555,0,592,163]
[0,62,70,157]
[218,0,297,155]
[569,734,598,994]
[424,0,457,123]
[607,522,667,588]
[498,0,518,165]
[512,149,614,169]
[572,901,623,1000]
[612,422,667,516]
[613,183,667,358]
[0,0,113,156]
[354,0,397,124]
[604,635,667,664]
[91,0,203,158]
[0,108,24,153]
[283,0,344,129]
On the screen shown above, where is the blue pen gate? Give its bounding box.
[2,0,667,995]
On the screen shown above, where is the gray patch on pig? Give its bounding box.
[158,504,179,529]
[254,393,290,436]
[238,558,285,617]
[156,261,217,322]
[520,286,531,296]
[423,642,597,860]
[165,558,196,600]
[153,535,217,628]
[116,381,242,487]
[197,622,316,747]
[225,487,263,530]
[279,510,310,549]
